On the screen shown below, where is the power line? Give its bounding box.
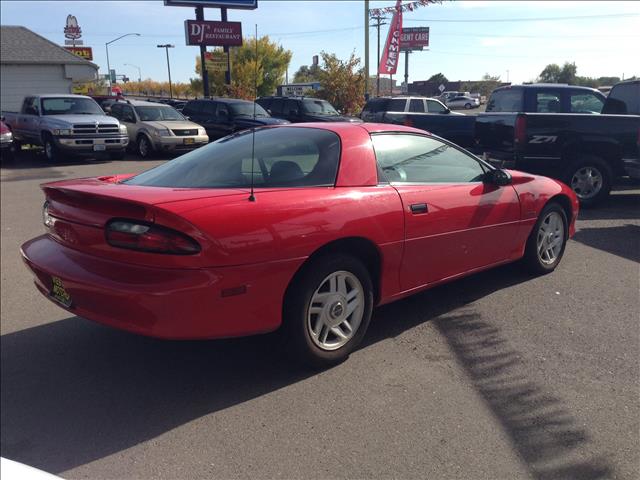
[405,13,639,23]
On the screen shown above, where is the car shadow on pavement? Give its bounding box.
[572,224,640,263]
[1,149,113,171]
[1,264,613,478]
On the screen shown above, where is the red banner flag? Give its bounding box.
[378,0,403,75]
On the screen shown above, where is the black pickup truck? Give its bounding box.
[476,80,640,206]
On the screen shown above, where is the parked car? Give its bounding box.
[21,122,578,367]
[90,94,125,113]
[476,81,640,206]
[256,96,361,123]
[109,100,208,158]
[360,96,462,122]
[182,98,289,141]
[2,94,129,161]
[446,95,480,110]
[601,79,640,115]
[486,84,606,114]
[0,120,14,161]
[360,96,474,149]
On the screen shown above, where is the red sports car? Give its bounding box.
[21,123,578,366]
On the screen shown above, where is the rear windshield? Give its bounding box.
[125,127,341,188]
[486,89,523,112]
[602,82,640,115]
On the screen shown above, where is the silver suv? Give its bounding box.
[109,100,208,158]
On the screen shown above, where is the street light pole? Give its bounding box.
[157,44,175,98]
[105,33,141,95]
[125,63,142,82]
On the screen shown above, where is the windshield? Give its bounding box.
[125,127,341,189]
[135,105,185,121]
[302,99,339,115]
[229,102,269,117]
[41,97,104,116]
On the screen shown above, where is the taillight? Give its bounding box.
[514,115,527,147]
[106,219,200,255]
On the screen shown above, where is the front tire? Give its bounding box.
[137,135,153,159]
[464,103,472,109]
[43,135,59,162]
[523,202,568,275]
[283,254,374,368]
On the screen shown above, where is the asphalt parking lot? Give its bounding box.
[1,150,638,480]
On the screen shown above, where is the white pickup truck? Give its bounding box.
[2,94,129,161]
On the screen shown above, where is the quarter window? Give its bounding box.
[570,92,604,114]
[388,99,407,112]
[426,100,447,113]
[372,134,486,184]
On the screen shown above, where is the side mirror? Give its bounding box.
[184,116,191,121]
[484,169,512,186]
[266,109,272,115]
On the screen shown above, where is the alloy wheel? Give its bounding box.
[306,270,365,351]
[571,166,603,200]
[536,211,565,265]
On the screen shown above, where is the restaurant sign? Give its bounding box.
[185,20,243,46]
[64,46,93,61]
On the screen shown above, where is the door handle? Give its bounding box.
[410,203,428,214]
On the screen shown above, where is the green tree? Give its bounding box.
[558,62,577,84]
[293,64,321,83]
[427,73,448,84]
[194,36,292,99]
[482,73,501,82]
[314,52,366,115]
[538,63,562,83]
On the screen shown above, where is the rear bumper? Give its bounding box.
[21,235,303,339]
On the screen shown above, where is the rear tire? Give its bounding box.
[522,202,568,275]
[564,155,611,208]
[282,254,374,369]
[464,103,472,109]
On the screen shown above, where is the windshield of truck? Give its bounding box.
[229,102,270,117]
[41,97,104,116]
[302,99,339,115]
[135,105,185,121]
[486,89,523,112]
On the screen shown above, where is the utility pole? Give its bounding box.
[196,6,210,97]
[403,50,410,93]
[157,44,175,98]
[370,15,387,97]
[221,7,231,85]
[364,0,369,100]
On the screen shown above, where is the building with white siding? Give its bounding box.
[0,26,98,112]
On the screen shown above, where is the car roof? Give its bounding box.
[494,84,600,92]
[127,100,174,106]
[189,98,253,104]
[37,94,93,99]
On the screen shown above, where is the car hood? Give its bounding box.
[234,116,290,127]
[142,120,203,131]
[44,114,119,126]
[304,114,363,123]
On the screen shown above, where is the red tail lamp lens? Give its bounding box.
[106,220,200,255]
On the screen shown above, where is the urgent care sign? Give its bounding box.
[400,27,429,51]
[184,20,242,46]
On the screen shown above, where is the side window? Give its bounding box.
[182,102,197,115]
[285,99,299,115]
[486,89,523,112]
[110,104,122,119]
[121,106,135,122]
[270,98,285,115]
[257,98,272,111]
[426,100,447,113]
[23,97,38,115]
[535,92,562,113]
[371,134,486,184]
[409,99,425,113]
[570,92,604,114]
[201,102,217,117]
[603,83,640,115]
[388,98,407,112]
[216,103,230,120]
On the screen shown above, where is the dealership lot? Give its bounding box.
[1,153,638,479]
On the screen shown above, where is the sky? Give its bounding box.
[1,0,639,86]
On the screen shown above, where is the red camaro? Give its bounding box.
[21,123,578,366]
